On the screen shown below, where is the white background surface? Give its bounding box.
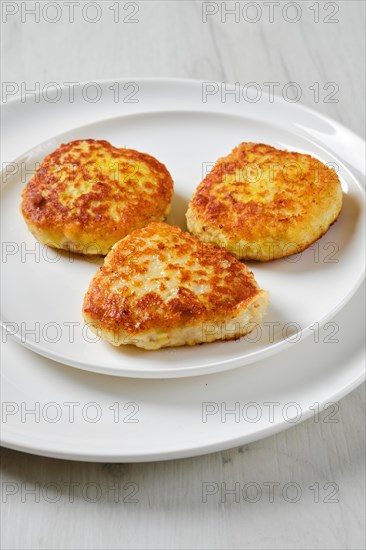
[1,1,365,549]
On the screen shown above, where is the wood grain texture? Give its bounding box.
[1,1,365,549]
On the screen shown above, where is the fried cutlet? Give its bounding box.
[186,142,343,261]
[21,139,174,255]
[82,222,269,350]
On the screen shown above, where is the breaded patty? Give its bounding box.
[21,139,173,255]
[186,143,343,261]
[82,222,269,350]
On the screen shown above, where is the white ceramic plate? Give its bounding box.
[1,79,365,378]
[1,283,364,462]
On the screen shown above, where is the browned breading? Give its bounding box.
[21,139,174,255]
[186,142,343,261]
[82,222,269,350]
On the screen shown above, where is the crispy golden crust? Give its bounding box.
[82,222,269,350]
[21,140,174,255]
[186,142,343,261]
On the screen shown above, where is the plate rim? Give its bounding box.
[1,335,364,462]
[2,75,365,145]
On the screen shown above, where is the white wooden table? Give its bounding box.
[1,2,365,549]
